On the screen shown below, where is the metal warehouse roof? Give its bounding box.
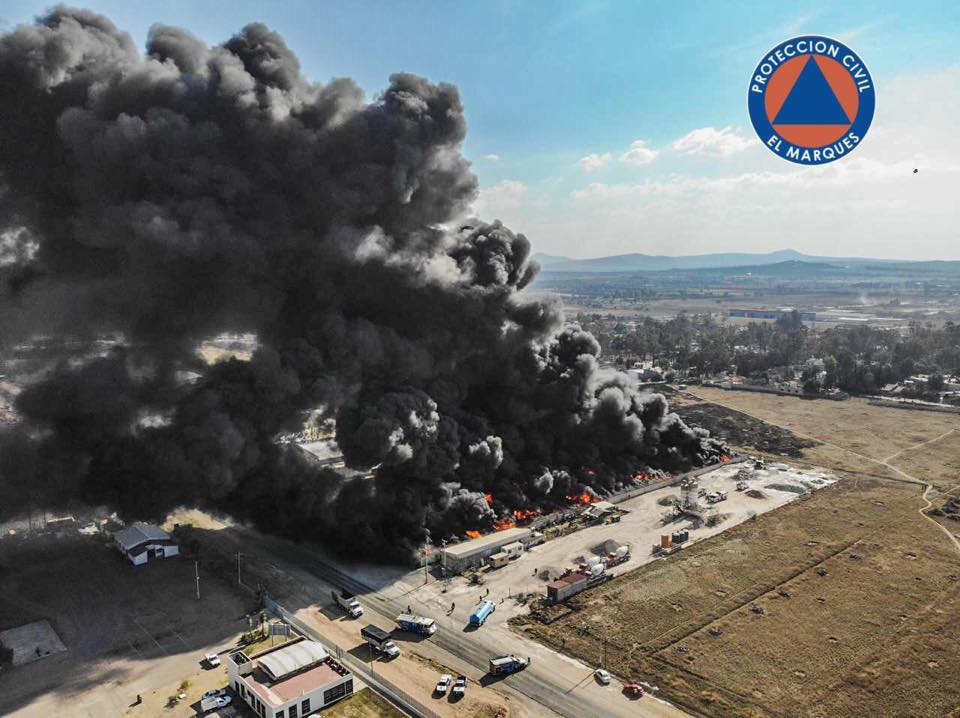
[259,640,329,681]
[113,523,172,552]
[443,528,532,559]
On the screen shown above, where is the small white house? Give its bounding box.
[113,523,179,566]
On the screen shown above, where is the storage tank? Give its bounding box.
[660,534,672,549]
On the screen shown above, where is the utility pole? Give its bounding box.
[195,560,201,601]
[440,538,449,592]
[422,530,431,585]
[236,552,243,587]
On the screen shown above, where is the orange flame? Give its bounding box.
[633,471,651,482]
[720,453,733,463]
[493,518,517,531]
[585,469,597,477]
[513,508,539,521]
[465,530,481,539]
[565,491,596,505]
[484,493,494,505]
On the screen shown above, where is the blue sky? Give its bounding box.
[3,1,959,258]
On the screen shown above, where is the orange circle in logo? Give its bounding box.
[764,55,859,147]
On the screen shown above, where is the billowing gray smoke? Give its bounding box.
[0,8,725,560]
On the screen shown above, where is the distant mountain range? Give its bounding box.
[532,249,950,273]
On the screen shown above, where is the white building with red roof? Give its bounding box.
[228,638,353,718]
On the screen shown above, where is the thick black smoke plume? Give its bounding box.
[0,8,725,560]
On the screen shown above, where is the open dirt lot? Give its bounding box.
[514,479,960,717]
[0,532,254,716]
[515,389,960,717]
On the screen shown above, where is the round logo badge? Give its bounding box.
[748,36,875,165]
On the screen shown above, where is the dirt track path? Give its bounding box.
[881,426,959,463]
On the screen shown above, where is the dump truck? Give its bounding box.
[469,600,496,627]
[395,613,437,636]
[360,624,400,658]
[331,589,363,618]
[488,655,530,675]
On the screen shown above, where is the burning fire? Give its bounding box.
[633,471,651,482]
[484,493,494,505]
[585,469,597,477]
[513,508,539,521]
[493,518,517,531]
[565,491,596,505]
[720,453,733,463]
[465,530,481,539]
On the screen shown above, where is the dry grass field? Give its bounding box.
[514,389,960,717]
[687,388,960,467]
[889,429,960,494]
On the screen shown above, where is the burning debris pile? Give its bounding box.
[0,9,726,560]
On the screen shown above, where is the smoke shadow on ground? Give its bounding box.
[0,532,257,716]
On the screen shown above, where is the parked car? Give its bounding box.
[452,675,467,698]
[202,688,228,700]
[594,668,612,685]
[204,652,221,668]
[435,674,452,694]
[200,694,232,712]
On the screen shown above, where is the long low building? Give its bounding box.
[443,527,532,573]
[228,638,353,718]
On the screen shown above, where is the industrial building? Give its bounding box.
[112,523,179,566]
[228,639,353,718]
[727,308,817,322]
[442,528,532,573]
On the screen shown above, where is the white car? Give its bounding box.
[209,696,231,708]
[204,652,221,668]
[202,689,227,700]
[452,675,467,697]
[435,674,452,694]
[594,668,612,685]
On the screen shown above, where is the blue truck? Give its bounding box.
[469,600,496,627]
[395,613,437,636]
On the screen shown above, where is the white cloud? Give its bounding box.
[670,126,760,158]
[619,140,659,166]
[483,154,500,162]
[525,66,960,260]
[472,179,528,220]
[576,152,612,172]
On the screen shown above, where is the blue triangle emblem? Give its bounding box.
[774,57,850,125]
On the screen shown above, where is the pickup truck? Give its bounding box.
[331,589,363,618]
